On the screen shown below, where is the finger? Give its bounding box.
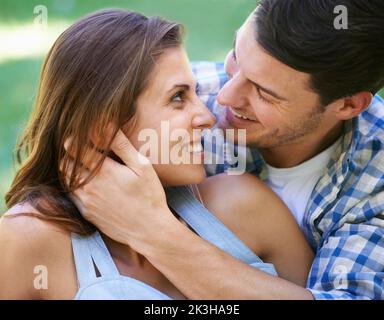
[62,137,131,185]
[60,158,90,187]
[64,137,105,172]
[110,130,150,167]
[69,192,85,216]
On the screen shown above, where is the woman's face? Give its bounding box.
[124,47,216,187]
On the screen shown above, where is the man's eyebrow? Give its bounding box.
[232,30,287,101]
[252,81,288,101]
[232,30,238,60]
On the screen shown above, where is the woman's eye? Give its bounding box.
[171,91,185,103]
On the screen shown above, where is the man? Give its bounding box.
[70,0,384,299]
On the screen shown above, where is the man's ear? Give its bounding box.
[335,91,373,120]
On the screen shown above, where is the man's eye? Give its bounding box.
[232,49,237,62]
[195,83,200,95]
[257,89,273,105]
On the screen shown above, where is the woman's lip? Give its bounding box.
[194,151,205,160]
[187,148,205,162]
[180,141,204,154]
[181,140,203,149]
[225,107,259,127]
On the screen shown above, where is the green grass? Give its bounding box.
[1,0,383,214]
[0,58,44,211]
[0,0,256,60]
[0,0,256,213]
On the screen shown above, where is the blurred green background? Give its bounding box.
[0,0,257,213]
[1,0,383,214]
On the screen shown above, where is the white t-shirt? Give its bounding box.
[265,139,340,227]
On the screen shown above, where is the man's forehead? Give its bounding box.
[235,21,314,100]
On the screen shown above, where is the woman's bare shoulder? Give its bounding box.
[198,172,282,212]
[1,203,71,251]
[0,203,77,299]
[198,172,294,254]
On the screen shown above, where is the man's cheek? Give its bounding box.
[254,106,281,128]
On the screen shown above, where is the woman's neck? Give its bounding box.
[100,232,146,267]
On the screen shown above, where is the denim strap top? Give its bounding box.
[71,186,277,300]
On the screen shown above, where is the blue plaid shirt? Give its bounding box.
[193,61,384,300]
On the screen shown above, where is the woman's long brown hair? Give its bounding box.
[5,9,183,235]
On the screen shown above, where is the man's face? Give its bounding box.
[217,14,333,148]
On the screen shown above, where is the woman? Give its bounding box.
[0,9,313,299]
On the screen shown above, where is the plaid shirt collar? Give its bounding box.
[238,97,384,248]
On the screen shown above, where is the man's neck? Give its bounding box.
[259,121,344,168]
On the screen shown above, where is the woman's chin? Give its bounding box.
[159,164,206,187]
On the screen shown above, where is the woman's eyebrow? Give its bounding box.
[167,84,191,93]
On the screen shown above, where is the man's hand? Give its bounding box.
[61,130,314,300]
[63,130,176,247]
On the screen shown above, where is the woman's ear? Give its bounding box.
[89,122,118,151]
[335,91,373,121]
[121,117,137,139]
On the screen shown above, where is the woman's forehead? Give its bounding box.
[147,48,195,93]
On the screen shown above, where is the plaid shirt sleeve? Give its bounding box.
[307,195,384,300]
[306,96,384,300]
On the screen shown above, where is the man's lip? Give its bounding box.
[225,107,259,127]
[229,107,257,121]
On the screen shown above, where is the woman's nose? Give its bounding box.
[192,99,216,129]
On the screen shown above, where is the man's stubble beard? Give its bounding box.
[241,105,326,149]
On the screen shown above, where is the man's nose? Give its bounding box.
[217,74,246,108]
